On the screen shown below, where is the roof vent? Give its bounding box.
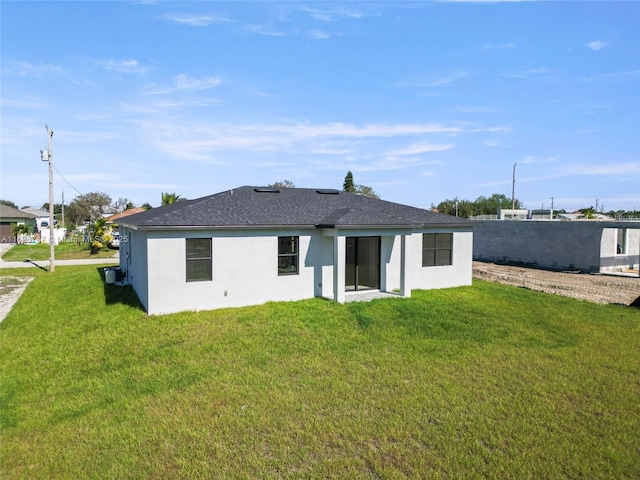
[254,188,280,193]
[316,189,340,195]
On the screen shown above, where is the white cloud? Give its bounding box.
[101,59,150,74]
[502,67,550,79]
[301,6,364,22]
[384,142,454,156]
[394,72,469,88]
[2,61,62,77]
[163,13,232,26]
[173,74,222,91]
[308,29,331,40]
[479,42,517,50]
[588,40,607,51]
[246,25,285,37]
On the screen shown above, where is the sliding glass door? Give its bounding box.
[345,236,380,291]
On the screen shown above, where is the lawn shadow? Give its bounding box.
[95,267,144,311]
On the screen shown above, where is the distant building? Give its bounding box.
[0,205,36,243]
[473,219,639,275]
[21,207,57,232]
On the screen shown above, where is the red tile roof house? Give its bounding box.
[118,187,473,315]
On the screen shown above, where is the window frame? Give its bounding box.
[422,233,453,267]
[278,236,299,276]
[185,238,212,282]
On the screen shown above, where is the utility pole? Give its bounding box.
[511,163,517,210]
[41,125,55,272]
[595,198,599,212]
[455,196,459,217]
[61,191,65,234]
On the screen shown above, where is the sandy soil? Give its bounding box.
[473,261,640,306]
[0,276,34,322]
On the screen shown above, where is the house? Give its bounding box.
[473,219,640,275]
[119,187,473,315]
[105,207,147,234]
[21,207,56,232]
[0,205,36,243]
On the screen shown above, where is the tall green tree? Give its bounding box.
[343,171,355,193]
[161,192,182,206]
[474,193,520,215]
[437,198,475,218]
[67,192,112,225]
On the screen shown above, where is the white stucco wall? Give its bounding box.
[124,225,473,315]
[408,229,474,290]
[600,227,640,273]
[120,226,149,311]
[145,229,327,315]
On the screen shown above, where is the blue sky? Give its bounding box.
[2,1,639,212]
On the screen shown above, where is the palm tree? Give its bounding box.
[161,192,181,206]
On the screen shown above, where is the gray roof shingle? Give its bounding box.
[121,187,471,229]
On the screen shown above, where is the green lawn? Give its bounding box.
[1,242,117,261]
[1,266,639,479]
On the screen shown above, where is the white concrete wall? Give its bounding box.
[145,229,326,315]
[600,227,640,273]
[120,226,149,311]
[127,226,473,315]
[409,229,474,290]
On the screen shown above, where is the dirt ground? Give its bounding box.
[473,261,640,306]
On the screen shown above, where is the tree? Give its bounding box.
[437,198,474,218]
[268,180,295,188]
[11,223,31,236]
[67,192,112,225]
[0,199,18,209]
[113,197,134,211]
[343,171,355,193]
[141,202,152,210]
[41,203,63,215]
[580,207,596,219]
[161,192,182,206]
[474,193,521,215]
[354,184,380,200]
[342,171,379,199]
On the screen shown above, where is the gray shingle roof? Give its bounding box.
[0,204,37,220]
[121,187,471,230]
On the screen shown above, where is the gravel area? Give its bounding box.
[473,261,640,306]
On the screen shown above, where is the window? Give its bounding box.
[422,233,452,267]
[186,238,212,282]
[278,236,299,275]
[616,228,627,255]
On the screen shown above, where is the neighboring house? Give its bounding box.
[22,207,56,232]
[105,207,147,233]
[473,220,640,275]
[119,187,473,315]
[0,205,36,243]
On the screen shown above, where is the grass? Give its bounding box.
[1,266,639,479]
[1,242,117,261]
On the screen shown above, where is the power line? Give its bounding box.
[52,164,83,196]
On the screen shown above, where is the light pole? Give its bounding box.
[41,125,55,272]
[511,162,517,210]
